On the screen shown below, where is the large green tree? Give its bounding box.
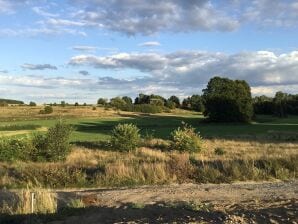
[202,77,253,122]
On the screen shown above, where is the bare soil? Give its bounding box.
[48,180,298,224]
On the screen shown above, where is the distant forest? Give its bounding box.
[0,98,24,105]
[1,77,297,122]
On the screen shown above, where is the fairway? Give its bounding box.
[1,113,298,142]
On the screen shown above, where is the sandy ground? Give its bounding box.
[46,180,298,224]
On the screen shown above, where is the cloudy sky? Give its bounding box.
[0,0,298,103]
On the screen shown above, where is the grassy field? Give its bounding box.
[0,106,297,220]
[0,106,298,142]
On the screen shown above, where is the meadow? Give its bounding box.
[0,105,297,220]
[0,106,298,142]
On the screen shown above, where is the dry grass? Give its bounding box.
[200,139,298,161]
[0,106,139,120]
[0,139,297,189]
[0,189,56,215]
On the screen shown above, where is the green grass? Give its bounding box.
[0,114,298,142]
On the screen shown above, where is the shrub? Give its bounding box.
[29,101,37,106]
[32,121,73,161]
[0,137,33,162]
[111,123,140,151]
[170,123,202,153]
[214,147,226,155]
[39,106,53,114]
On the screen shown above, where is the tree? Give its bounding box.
[110,97,127,109]
[273,91,288,118]
[122,96,133,104]
[182,97,191,110]
[190,95,204,112]
[202,77,253,122]
[74,102,79,106]
[97,98,107,105]
[29,101,37,106]
[253,95,274,115]
[168,95,180,108]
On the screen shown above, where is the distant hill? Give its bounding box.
[0,98,24,105]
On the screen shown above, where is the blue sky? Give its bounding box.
[0,0,298,103]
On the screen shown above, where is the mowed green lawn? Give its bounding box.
[0,113,297,142]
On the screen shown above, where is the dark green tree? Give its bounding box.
[122,96,133,104]
[273,91,288,118]
[202,77,253,122]
[168,95,180,108]
[97,98,107,105]
[190,95,204,112]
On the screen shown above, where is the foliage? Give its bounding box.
[214,147,226,155]
[182,95,204,112]
[110,97,127,109]
[29,101,37,106]
[253,95,274,115]
[97,98,107,105]
[39,106,53,114]
[168,95,180,108]
[111,123,140,151]
[134,93,166,106]
[165,100,176,109]
[0,137,33,162]
[274,91,288,118]
[32,121,73,161]
[122,96,133,104]
[0,98,24,105]
[74,102,79,106]
[202,77,253,122]
[171,122,202,153]
[253,93,298,116]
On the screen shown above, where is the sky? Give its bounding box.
[0,0,298,103]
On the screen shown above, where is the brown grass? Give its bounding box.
[0,139,297,189]
[0,105,140,120]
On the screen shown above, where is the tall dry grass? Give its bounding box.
[0,138,297,190]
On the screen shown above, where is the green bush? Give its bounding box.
[39,106,53,114]
[0,137,33,162]
[171,123,202,153]
[214,147,226,155]
[32,121,73,161]
[111,123,140,151]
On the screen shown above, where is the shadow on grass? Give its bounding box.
[1,200,297,224]
[72,114,298,142]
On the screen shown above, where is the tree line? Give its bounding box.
[98,76,297,122]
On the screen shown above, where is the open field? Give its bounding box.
[0,106,297,223]
[0,106,298,142]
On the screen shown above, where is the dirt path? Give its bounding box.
[48,180,298,223]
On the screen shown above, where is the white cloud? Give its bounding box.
[0,27,87,37]
[69,50,298,90]
[32,6,59,17]
[21,63,58,70]
[72,0,239,35]
[139,42,161,47]
[72,45,97,52]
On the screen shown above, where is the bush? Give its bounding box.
[132,104,163,113]
[170,123,202,153]
[214,147,225,155]
[39,106,53,114]
[0,137,33,162]
[111,123,140,151]
[29,101,37,106]
[32,121,73,161]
